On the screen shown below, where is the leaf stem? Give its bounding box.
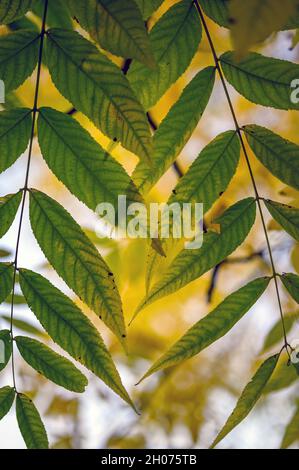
[9,0,49,392]
[193,0,289,352]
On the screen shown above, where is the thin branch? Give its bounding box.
[194,0,289,350]
[9,0,49,392]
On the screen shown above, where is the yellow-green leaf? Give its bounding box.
[15,335,88,393]
[264,200,299,242]
[128,0,202,110]
[46,28,152,164]
[16,393,49,449]
[281,403,299,448]
[211,354,279,448]
[29,190,126,344]
[138,277,270,382]
[66,0,155,68]
[19,269,135,409]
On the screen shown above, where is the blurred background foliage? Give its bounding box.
[0,0,298,449]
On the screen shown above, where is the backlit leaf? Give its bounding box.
[262,313,298,352]
[0,386,15,421]
[135,198,256,314]
[138,277,270,382]
[1,314,47,338]
[0,192,21,238]
[280,273,299,304]
[15,335,88,393]
[0,0,34,24]
[0,109,32,173]
[264,354,298,394]
[220,52,299,110]
[37,107,143,211]
[281,403,299,448]
[19,269,135,409]
[0,30,40,93]
[0,263,13,305]
[46,28,152,163]
[264,200,299,241]
[16,393,49,449]
[211,354,279,448]
[0,329,12,372]
[132,67,216,194]
[128,0,202,110]
[29,190,126,343]
[134,0,163,20]
[244,125,299,190]
[198,0,229,27]
[66,0,155,67]
[33,0,73,29]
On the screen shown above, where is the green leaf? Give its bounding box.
[281,403,299,448]
[19,269,135,409]
[280,273,299,304]
[29,190,126,344]
[220,52,299,110]
[0,263,14,305]
[0,329,12,372]
[132,67,216,194]
[37,107,143,211]
[135,198,256,314]
[0,386,15,421]
[16,393,49,449]
[66,0,155,68]
[138,277,270,382]
[128,0,202,110]
[199,0,229,27]
[264,354,298,394]
[0,30,40,93]
[228,0,298,57]
[0,192,22,238]
[134,0,163,20]
[262,313,298,352]
[0,109,32,173]
[33,0,73,29]
[0,0,34,24]
[244,125,299,190]
[45,28,152,164]
[264,200,299,241]
[169,131,240,210]
[1,314,47,338]
[211,354,279,448]
[15,335,88,393]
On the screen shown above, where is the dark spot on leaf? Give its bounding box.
[122,334,126,338]
[219,191,224,196]
[228,17,236,25]
[113,137,117,142]
[108,272,113,276]
[172,189,177,195]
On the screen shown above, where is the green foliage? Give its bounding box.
[15,335,88,392]
[0,30,40,93]
[220,52,299,110]
[37,107,143,210]
[0,0,298,449]
[0,330,12,372]
[29,190,126,343]
[16,393,49,449]
[281,403,299,448]
[66,0,155,67]
[280,273,299,304]
[45,28,152,163]
[19,269,134,409]
[128,0,202,110]
[0,109,32,173]
[133,67,216,194]
[139,277,270,381]
[264,200,299,242]
[0,386,15,421]
[211,354,279,448]
[134,0,163,20]
[0,263,14,305]
[0,0,34,24]
[0,192,22,238]
[244,125,299,190]
[135,198,256,314]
